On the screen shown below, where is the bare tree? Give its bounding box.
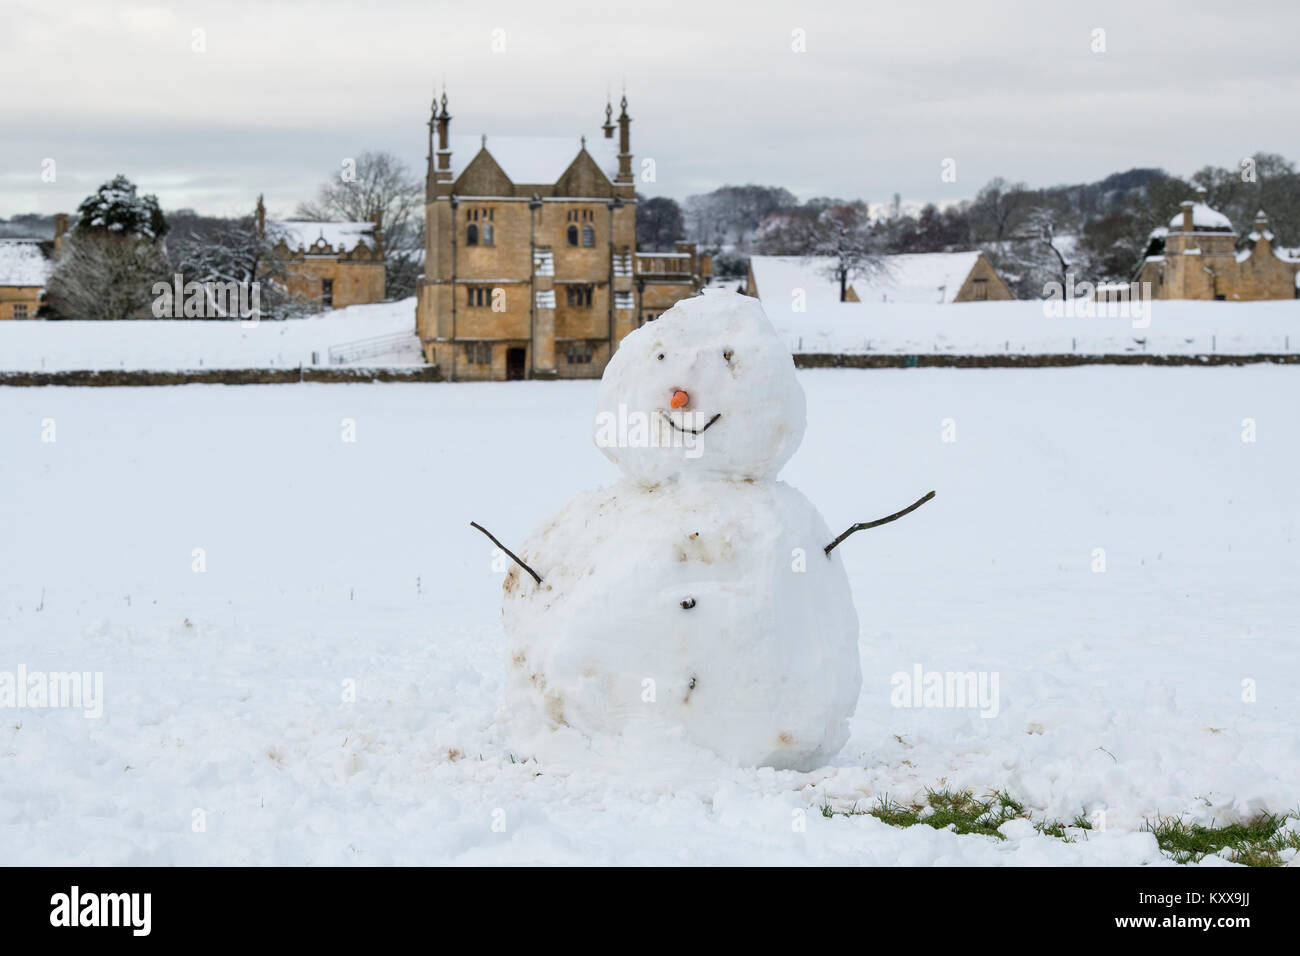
[296,151,422,299]
[811,204,882,302]
[683,185,798,249]
[972,177,1030,244]
[46,234,168,320]
[1026,208,1071,294]
[167,216,313,319]
[989,208,1074,299]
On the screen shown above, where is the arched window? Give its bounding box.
[582,225,595,247]
[567,225,578,246]
[466,224,478,246]
[482,224,494,246]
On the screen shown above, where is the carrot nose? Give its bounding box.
[670,389,689,409]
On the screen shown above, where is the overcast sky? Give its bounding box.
[3,0,1298,219]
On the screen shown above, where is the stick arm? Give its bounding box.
[470,521,543,585]
[824,490,936,556]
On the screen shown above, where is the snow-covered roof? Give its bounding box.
[0,239,52,287]
[271,221,377,253]
[447,134,620,185]
[1170,203,1234,232]
[854,251,985,305]
[748,256,860,309]
[750,252,988,306]
[754,251,982,306]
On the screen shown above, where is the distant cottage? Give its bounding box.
[255,196,386,310]
[0,215,69,320]
[1135,190,1300,300]
[415,91,710,381]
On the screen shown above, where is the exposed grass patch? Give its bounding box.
[1143,813,1300,867]
[821,787,1083,842]
[821,788,1299,866]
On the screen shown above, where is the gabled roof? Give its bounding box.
[854,251,985,304]
[447,134,619,186]
[748,256,858,309]
[0,238,52,287]
[750,252,988,306]
[270,221,378,254]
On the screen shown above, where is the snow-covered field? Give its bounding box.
[0,299,420,371]
[1,367,1297,865]
[4,299,1300,374]
[772,298,1300,357]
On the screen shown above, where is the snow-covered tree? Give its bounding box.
[73,174,167,241]
[810,203,882,302]
[46,175,169,319]
[167,216,312,320]
[296,151,422,299]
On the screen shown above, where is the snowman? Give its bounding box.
[476,289,931,771]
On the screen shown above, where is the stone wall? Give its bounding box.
[5,354,1297,388]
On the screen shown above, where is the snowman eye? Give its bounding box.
[657,353,665,361]
[680,597,696,609]
[723,349,734,362]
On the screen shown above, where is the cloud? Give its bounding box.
[3,0,1298,215]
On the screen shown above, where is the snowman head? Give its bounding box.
[594,289,806,484]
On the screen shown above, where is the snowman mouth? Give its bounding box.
[660,411,722,435]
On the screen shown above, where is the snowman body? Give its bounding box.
[502,290,862,770]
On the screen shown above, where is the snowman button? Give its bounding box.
[680,597,696,609]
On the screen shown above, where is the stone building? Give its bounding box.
[0,215,68,320]
[0,239,52,320]
[256,196,386,310]
[415,92,710,381]
[1135,191,1300,300]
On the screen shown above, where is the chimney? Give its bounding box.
[1180,199,1194,232]
[1254,208,1270,234]
[53,213,69,252]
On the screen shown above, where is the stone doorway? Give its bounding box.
[506,347,526,381]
